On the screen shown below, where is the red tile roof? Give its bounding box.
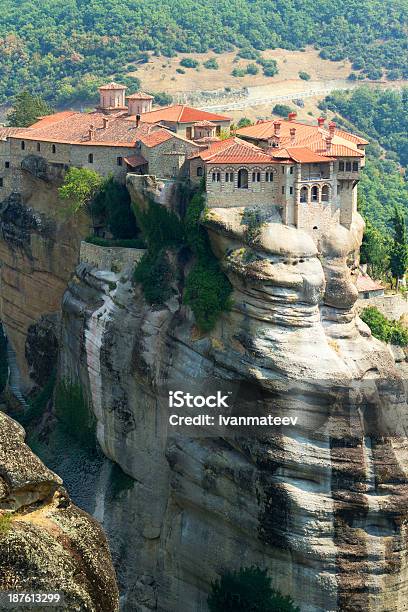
[237,118,367,158]
[99,82,126,90]
[140,104,231,124]
[14,112,160,147]
[271,147,333,163]
[124,154,148,167]
[191,137,275,164]
[126,92,154,100]
[356,274,384,293]
[138,129,174,147]
[193,119,216,127]
[29,111,76,129]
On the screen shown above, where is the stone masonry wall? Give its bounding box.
[80,241,146,272]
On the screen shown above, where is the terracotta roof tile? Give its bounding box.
[193,119,216,127]
[124,154,148,167]
[272,147,333,163]
[99,82,126,90]
[15,112,157,147]
[138,129,174,147]
[29,111,76,129]
[126,92,154,100]
[140,104,231,124]
[237,118,367,158]
[356,274,384,293]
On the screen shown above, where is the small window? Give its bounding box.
[282,186,285,195]
[0,178,3,187]
[212,172,220,182]
[5,161,9,169]
[197,166,203,177]
[117,157,123,166]
[21,141,25,150]
[290,186,293,194]
[352,161,359,171]
[282,166,285,174]
[37,142,41,152]
[88,153,94,164]
[339,161,344,171]
[337,185,340,195]
[252,172,260,182]
[311,185,319,202]
[225,171,233,182]
[346,161,352,171]
[290,166,294,175]
[265,171,274,182]
[52,144,56,154]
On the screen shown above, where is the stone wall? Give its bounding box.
[356,293,408,320]
[141,136,199,178]
[80,241,146,272]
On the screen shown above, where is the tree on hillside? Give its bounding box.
[390,206,408,287]
[360,220,390,279]
[7,91,53,127]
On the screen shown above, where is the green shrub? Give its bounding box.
[208,566,300,612]
[272,104,293,117]
[176,68,186,74]
[299,71,311,80]
[237,118,252,128]
[133,249,175,305]
[184,259,232,332]
[150,91,173,106]
[184,189,232,331]
[237,48,260,60]
[204,58,219,70]
[0,513,12,536]
[360,306,408,346]
[91,177,139,239]
[232,68,246,77]
[246,63,259,75]
[55,380,96,448]
[132,200,184,253]
[257,58,278,77]
[180,57,199,68]
[59,167,105,215]
[85,236,145,249]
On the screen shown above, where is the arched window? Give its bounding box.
[197,166,203,177]
[52,144,56,154]
[225,170,234,182]
[88,153,94,164]
[311,185,319,202]
[300,186,308,203]
[321,185,329,202]
[238,168,248,189]
[252,171,261,182]
[212,171,221,182]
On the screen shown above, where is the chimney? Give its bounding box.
[102,117,109,129]
[317,117,325,128]
[88,124,96,141]
[328,121,336,137]
[290,127,296,144]
[136,114,141,128]
[288,111,297,121]
[325,136,332,152]
[273,120,281,137]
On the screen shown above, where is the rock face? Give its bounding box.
[0,159,90,390]
[0,411,119,611]
[57,190,408,611]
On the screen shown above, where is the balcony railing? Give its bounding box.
[300,173,330,181]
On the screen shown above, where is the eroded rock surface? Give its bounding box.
[0,411,119,611]
[57,194,408,611]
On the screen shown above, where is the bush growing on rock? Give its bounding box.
[360,306,408,346]
[208,566,300,612]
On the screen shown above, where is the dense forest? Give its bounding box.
[1,0,408,104]
[323,86,408,280]
[320,87,408,230]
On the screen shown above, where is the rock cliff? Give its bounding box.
[55,181,408,612]
[0,411,119,611]
[0,157,90,390]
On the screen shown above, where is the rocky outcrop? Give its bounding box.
[0,411,119,611]
[0,165,90,390]
[57,190,408,611]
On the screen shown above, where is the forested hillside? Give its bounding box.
[1,0,408,104]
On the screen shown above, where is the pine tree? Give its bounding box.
[390,205,408,286]
[7,91,53,128]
